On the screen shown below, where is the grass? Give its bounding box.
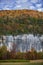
[0,62,43,65]
[29,63,43,65]
[0,60,30,63]
[0,60,43,65]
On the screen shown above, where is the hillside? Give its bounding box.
[0,10,43,35]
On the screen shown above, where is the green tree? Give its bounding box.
[0,45,7,60]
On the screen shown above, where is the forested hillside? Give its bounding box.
[0,10,43,35]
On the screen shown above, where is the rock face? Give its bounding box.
[0,34,43,52]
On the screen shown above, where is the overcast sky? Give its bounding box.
[0,0,43,12]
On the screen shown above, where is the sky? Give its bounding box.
[0,0,43,12]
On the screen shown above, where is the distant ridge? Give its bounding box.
[0,10,43,35]
[0,10,43,18]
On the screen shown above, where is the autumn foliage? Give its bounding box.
[0,45,43,60]
[0,10,43,35]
